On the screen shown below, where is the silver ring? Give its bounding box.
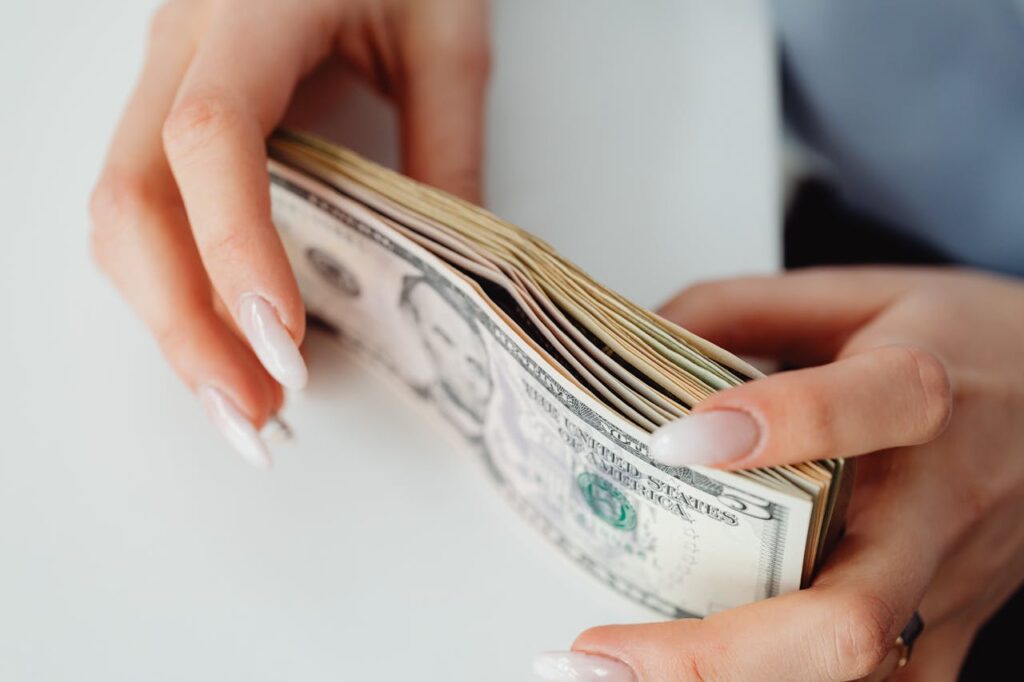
[894,611,924,668]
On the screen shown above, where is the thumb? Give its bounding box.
[535,559,921,682]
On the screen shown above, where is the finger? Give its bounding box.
[161,0,341,388]
[396,0,490,203]
[649,343,952,469]
[91,2,280,466]
[555,464,952,682]
[563,588,901,682]
[657,268,921,362]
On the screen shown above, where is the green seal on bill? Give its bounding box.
[577,472,637,531]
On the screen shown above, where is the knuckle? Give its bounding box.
[676,652,713,682]
[88,171,150,270]
[829,593,896,679]
[89,223,116,273]
[89,170,146,227]
[901,345,953,441]
[162,93,243,160]
[88,219,117,273]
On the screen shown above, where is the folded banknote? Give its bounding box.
[266,130,851,618]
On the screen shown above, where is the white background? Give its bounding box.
[0,1,779,680]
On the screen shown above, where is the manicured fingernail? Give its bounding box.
[198,386,271,469]
[650,410,760,467]
[261,414,293,443]
[237,294,308,390]
[532,652,636,682]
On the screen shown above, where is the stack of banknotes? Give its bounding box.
[267,130,851,618]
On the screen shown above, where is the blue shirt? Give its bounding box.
[774,0,1024,276]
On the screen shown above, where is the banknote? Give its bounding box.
[268,159,817,617]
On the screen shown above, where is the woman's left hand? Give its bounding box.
[534,266,1024,682]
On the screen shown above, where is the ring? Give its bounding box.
[894,611,925,668]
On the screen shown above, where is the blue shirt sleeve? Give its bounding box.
[773,0,1024,276]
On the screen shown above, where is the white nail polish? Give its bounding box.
[198,386,272,469]
[532,652,635,682]
[237,294,308,390]
[649,410,760,467]
[261,414,293,443]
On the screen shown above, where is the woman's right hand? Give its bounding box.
[90,0,490,467]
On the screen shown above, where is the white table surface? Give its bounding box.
[0,1,779,680]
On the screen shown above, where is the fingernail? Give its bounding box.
[198,386,272,469]
[650,410,760,467]
[237,294,308,390]
[261,414,293,443]
[532,652,636,682]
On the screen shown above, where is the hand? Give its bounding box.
[90,0,490,467]
[534,267,1024,681]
